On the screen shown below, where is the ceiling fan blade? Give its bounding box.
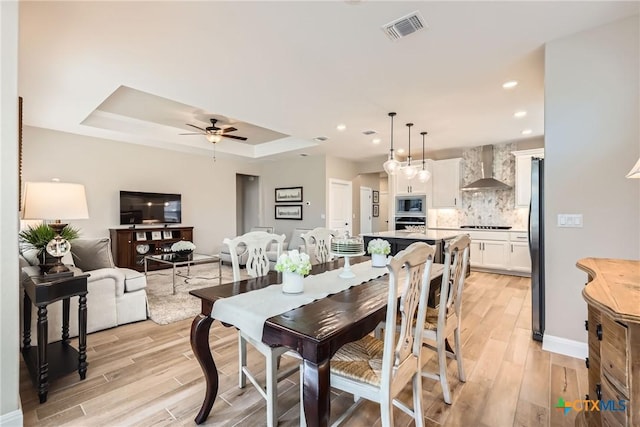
[186,123,206,132]
[220,127,238,133]
[179,132,203,135]
[222,134,248,141]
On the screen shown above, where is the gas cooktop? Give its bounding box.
[460,225,512,230]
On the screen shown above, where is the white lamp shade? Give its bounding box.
[402,163,418,180]
[626,157,640,178]
[22,182,89,220]
[206,133,222,144]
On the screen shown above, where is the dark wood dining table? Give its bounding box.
[189,256,443,427]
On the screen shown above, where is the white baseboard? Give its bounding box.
[0,408,23,426]
[542,334,588,359]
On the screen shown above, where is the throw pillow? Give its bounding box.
[71,238,116,271]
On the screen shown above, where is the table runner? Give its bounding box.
[211,260,388,342]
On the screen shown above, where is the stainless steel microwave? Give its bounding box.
[395,195,426,216]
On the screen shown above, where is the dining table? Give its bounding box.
[189,255,444,427]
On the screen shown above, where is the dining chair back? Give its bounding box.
[326,241,435,427]
[421,233,470,404]
[222,230,295,427]
[300,227,336,264]
[223,230,285,282]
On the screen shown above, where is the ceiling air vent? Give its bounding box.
[313,136,329,142]
[362,130,377,136]
[382,11,427,41]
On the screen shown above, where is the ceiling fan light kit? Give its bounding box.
[382,112,400,175]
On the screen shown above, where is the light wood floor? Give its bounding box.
[20,271,587,426]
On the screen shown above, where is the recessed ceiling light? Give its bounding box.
[521,129,533,135]
[397,148,405,154]
[514,111,527,118]
[372,138,381,144]
[336,124,347,131]
[502,80,518,89]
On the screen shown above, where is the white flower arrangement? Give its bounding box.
[275,250,312,276]
[367,238,391,255]
[171,240,196,252]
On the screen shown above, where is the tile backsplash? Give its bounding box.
[433,142,529,230]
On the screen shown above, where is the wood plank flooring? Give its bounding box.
[19,271,588,426]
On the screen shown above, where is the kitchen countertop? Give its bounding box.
[360,230,466,241]
[429,227,527,233]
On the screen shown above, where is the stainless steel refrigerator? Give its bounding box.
[529,157,544,341]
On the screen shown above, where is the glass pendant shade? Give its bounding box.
[382,112,398,175]
[206,133,222,144]
[403,162,418,179]
[383,155,400,175]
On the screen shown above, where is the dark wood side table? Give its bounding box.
[21,266,90,403]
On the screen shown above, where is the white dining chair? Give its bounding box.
[300,227,336,265]
[324,241,435,427]
[223,230,297,427]
[420,234,470,404]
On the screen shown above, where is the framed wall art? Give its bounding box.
[275,205,303,220]
[275,186,303,203]
[151,231,162,240]
[372,204,379,217]
[163,230,173,239]
[136,231,147,241]
[372,190,379,204]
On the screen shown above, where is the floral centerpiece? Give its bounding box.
[171,240,196,257]
[367,238,390,267]
[275,250,311,294]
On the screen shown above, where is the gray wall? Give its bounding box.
[1,1,21,423]
[544,16,639,344]
[23,126,262,255]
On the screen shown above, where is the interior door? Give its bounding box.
[360,187,372,234]
[329,178,353,236]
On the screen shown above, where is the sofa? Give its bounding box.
[19,237,148,343]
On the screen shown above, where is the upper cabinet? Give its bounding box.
[432,158,461,208]
[512,148,544,208]
[394,160,433,195]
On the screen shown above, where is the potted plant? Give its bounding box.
[367,238,391,267]
[19,223,80,265]
[275,249,311,294]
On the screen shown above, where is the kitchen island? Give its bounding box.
[361,230,467,264]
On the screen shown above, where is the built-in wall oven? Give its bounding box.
[395,216,426,230]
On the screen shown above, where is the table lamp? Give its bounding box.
[22,181,89,275]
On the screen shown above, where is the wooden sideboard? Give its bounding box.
[577,258,640,427]
[110,226,194,271]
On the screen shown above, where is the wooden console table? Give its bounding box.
[577,258,640,426]
[21,266,90,403]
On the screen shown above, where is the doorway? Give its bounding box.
[360,187,372,234]
[328,178,353,236]
[236,174,260,235]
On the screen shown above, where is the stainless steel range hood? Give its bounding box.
[461,145,511,191]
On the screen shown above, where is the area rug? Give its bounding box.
[145,263,243,325]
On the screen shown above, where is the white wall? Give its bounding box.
[0,1,22,424]
[544,16,640,345]
[22,126,261,254]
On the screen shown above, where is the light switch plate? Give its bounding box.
[558,214,583,228]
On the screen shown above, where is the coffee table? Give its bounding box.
[144,253,221,294]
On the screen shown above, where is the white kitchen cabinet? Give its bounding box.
[394,160,432,195]
[432,158,461,208]
[512,148,544,208]
[466,230,509,270]
[508,231,531,273]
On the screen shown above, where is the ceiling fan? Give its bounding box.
[180,118,248,143]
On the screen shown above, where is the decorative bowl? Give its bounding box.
[174,249,193,258]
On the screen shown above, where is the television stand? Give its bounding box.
[110,226,194,272]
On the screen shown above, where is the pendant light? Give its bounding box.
[417,131,432,183]
[402,123,417,180]
[382,112,400,175]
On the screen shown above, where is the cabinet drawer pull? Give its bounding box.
[585,357,589,369]
[595,383,602,401]
[585,320,588,331]
[596,324,602,340]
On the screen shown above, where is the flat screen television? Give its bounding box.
[119,191,182,225]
